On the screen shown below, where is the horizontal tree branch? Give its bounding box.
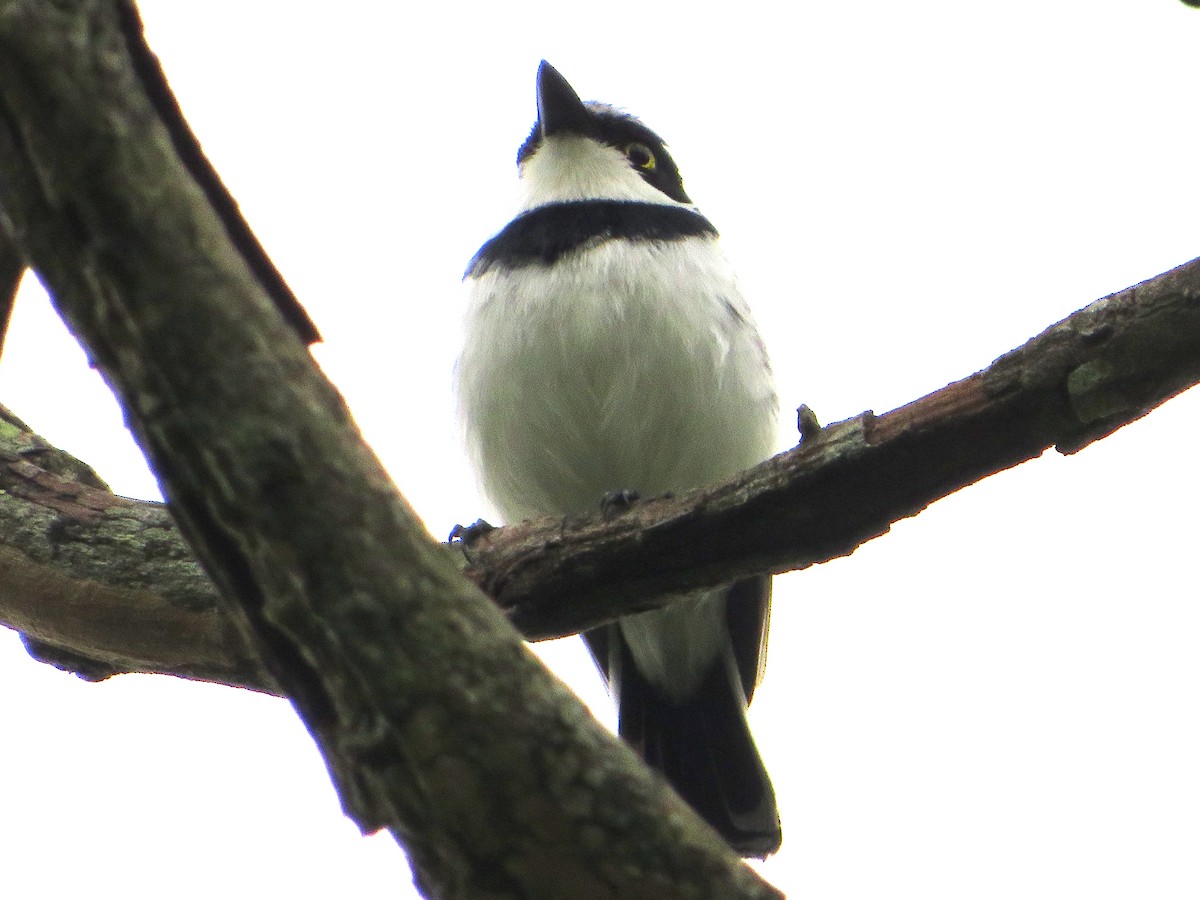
[0,404,274,690]
[2,253,1197,685]
[474,253,1200,638]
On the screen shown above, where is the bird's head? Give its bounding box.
[516,61,692,210]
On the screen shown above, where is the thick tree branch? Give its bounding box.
[0,217,21,357]
[0,404,274,690]
[0,2,780,897]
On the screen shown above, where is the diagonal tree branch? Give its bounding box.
[112,1,321,345]
[0,215,22,358]
[0,1,781,897]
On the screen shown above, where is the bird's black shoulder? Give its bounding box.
[465,200,718,278]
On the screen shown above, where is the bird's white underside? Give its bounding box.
[458,131,778,698]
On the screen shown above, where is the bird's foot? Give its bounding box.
[448,518,496,545]
[796,404,822,444]
[600,489,641,520]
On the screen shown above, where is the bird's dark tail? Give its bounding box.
[600,628,782,857]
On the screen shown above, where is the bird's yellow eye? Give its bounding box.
[625,142,656,171]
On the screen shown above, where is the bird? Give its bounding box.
[456,61,781,857]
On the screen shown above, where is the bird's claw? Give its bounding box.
[448,518,496,545]
[601,489,641,520]
[797,404,822,444]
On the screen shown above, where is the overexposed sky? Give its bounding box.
[2,2,1199,897]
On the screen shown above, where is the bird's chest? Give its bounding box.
[458,239,765,518]
[469,243,723,418]
[513,249,700,398]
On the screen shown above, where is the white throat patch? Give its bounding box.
[518,135,690,211]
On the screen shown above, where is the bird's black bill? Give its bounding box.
[536,60,594,138]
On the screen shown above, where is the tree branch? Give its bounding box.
[0,215,22,358]
[473,254,1200,638]
[0,403,274,690]
[0,1,780,896]
[5,249,1197,685]
[2,247,1198,687]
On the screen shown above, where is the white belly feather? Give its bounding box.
[457,234,776,699]
[457,236,777,523]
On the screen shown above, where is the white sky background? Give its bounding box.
[1,1,1198,896]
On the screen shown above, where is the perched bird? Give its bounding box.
[456,61,781,857]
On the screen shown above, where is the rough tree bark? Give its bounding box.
[0,217,19,355]
[0,2,782,898]
[2,0,1199,896]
